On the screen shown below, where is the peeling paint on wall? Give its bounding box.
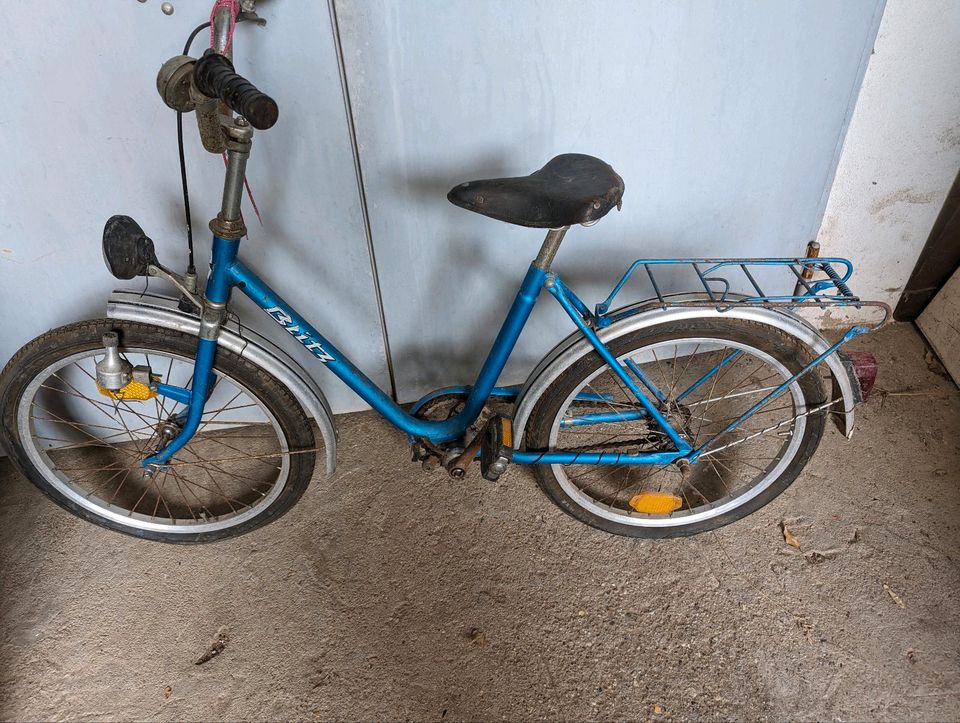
[870,188,940,216]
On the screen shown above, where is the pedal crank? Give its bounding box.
[479,415,514,482]
[443,414,515,481]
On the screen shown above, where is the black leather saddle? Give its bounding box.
[447,153,625,229]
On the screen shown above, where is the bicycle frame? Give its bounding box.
[131,21,886,474]
[142,233,874,471]
[143,232,694,468]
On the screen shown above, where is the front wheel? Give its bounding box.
[0,319,318,543]
[524,319,827,537]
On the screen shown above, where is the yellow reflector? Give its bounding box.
[629,491,682,514]
[500,417,513,448]
[96,380,157,401]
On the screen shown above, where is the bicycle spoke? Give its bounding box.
[706,457,732,497]
[193,432,282,472]
[168,465,213,519]
[31,405,142,462]
[668,342,700,399]
[167,468,201,521]
[107,466,136,505]
[17,342,297,533]
[178,447,243,513]
[549,334,808,527]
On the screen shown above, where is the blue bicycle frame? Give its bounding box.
[143,232,701,469]
[143,233,873,471]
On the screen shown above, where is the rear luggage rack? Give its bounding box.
[593,258,891,330]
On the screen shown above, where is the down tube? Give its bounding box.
[228,260,545,443]
[227,260,441,435]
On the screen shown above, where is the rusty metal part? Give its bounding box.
[209,213,247,240]
[801,241,821,280]
[193,92,227,154]
[224,118,254,145]
[793,240,821,296]
[410,436,447,469]
[548,432,666,456]
[413,393,520,476]
[446,411,513,478]
[415,393,467,421]
[447,427,487,478]
[480,416,513,481]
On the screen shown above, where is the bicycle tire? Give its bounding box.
[524,318,827,537]
[0,319,317,543]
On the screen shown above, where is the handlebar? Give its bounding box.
[192,50,279,130]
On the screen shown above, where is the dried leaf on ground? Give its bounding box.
[467,627,487,647]
[780,521,800,549]
[163,686,172,699]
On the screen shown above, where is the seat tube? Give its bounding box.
[453,227,567,423]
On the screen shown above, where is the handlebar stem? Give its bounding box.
[221,146,248,221]
[209,118,253,240]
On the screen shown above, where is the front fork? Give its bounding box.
[139,236,239,470]
[138,116,253,470]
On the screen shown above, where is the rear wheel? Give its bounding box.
[525,319,827,537]
[0,319,318,543]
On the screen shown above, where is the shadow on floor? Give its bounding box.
[1,323,959,720]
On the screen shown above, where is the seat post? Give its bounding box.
[533,227,568,271]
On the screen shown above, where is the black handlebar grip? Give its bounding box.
[193,51,278,130]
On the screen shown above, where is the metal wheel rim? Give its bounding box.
[17,347,290,535]
[547,338,807,528]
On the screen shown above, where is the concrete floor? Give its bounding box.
[1,322,959,721]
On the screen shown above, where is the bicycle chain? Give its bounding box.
[412,394,675,458]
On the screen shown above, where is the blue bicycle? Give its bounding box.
[0,9,887,543]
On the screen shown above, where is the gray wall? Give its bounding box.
[0,1,390,413]
[0,0,883,410]
[338,0,885,400]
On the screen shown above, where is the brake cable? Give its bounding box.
[176,5,262,277]
[177,20,211,275]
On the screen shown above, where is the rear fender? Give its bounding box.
[106,290,338,475]
[512,303,860,446]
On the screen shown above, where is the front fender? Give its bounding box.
[512,303,859,446]
[106,289,337,475]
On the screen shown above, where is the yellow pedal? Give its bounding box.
[629,491,682,514]
[97,379,157,401]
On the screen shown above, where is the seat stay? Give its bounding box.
[546,276,692,454]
